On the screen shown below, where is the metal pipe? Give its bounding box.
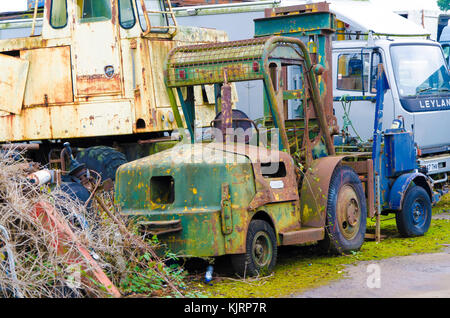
[30,0,39,36]
[261,36,335,155]
[1,143,40,151]
[431,174,448,185]
[172,0,280,13]
[375,175,381,243]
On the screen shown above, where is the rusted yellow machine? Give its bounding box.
[0,0,226,173]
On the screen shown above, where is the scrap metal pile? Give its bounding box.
[0,148,184,298]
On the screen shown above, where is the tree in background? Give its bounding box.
[438,0,450,11]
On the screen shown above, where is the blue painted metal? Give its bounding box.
[176,87,196,143]
[411,200,426,226]
[370,66,433,211]
[388,172,431,210]
[384,130,416,177]
[371,66,391,209]
[27,0,45,10]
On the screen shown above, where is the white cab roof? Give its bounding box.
[280,0,430,36]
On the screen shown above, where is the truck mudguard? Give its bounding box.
[388,172,433,210]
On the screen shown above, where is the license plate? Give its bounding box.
[425,162,439,172]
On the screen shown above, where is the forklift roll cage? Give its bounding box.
[164,36,335,160]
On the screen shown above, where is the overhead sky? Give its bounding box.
[0,1,27,13]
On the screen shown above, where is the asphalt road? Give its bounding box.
[295,213,450,298]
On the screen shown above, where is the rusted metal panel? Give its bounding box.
[0,37,68,52]
[280,227,324,246]
[21,46,73,106]
[0,100,133,141]
[0,54,29,114]
[299,155,346,228]
[206,143,299,209]
[173,25,228,44]
[0,107,51,140]
[149,39,175,108]
[49,100,133,138]
[115,143,256,257]
[72,21,122,96]
[76,74,122,96]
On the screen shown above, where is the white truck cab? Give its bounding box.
[332,38,450,183]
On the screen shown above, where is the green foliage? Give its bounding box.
[438,0,450,11]
[119,236,206,298]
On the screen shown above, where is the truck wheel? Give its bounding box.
[231,219,277,277]
[320,165,367,254]
[75,146,127,181]
[395,185,431,237]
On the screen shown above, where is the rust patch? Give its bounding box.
[207,143,299,210]
[21,46,73,107]
[76,74,121,96]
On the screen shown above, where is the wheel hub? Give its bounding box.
[252,231,272,268]
[337,185,361,240]
[346,198,359,226]
[412,200,425,225]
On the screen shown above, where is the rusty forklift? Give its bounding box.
[114,4,434,276]
[0,0,226,182]
[114,35,374,276]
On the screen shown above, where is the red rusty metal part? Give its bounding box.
[33,201,121,298]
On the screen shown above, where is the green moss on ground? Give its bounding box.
[191,194,450,298]
[434,192,450,214]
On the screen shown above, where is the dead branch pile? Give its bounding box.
[0,149,183,298]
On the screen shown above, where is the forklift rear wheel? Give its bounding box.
[319,165,367,254]
[75,146,127,181]
[395,185,431,237]
[231,219,277,277]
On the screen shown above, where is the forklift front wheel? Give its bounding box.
[395,185,432,237]
[320,165,367,254]
[231,219,277,277]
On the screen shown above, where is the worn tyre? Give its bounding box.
[75,146,127,181]
[320,165,367,254]
[231,219,277,277]
[395,185,431,237]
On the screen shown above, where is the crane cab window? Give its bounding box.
[76,0,112,23]
[135,0,170,32]
[50,0,68,29]
[118,0,136,29]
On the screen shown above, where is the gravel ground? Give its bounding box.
[294,213,450,298]
[294,247,450,298]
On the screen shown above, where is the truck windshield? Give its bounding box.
[390,45,450,97]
